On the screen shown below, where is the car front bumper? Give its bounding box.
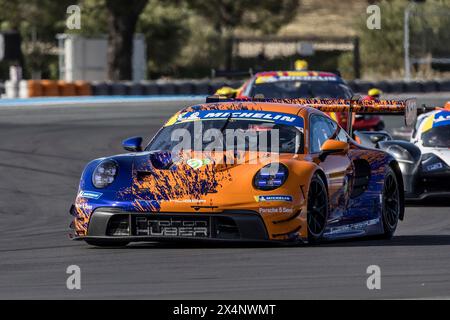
[72,207,299,244]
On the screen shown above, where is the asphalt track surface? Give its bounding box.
[0,94,450,300]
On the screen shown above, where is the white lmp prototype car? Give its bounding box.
[355,103,450,201]
[411,107,450,180]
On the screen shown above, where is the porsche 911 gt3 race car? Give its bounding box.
[216,70,385,131]
[355,104,450,201]
[69,98,415,247]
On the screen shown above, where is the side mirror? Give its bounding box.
[319,140,349,162]
[122,137,143,152]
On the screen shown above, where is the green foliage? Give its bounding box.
[185,0,300,70]
[137,0,191,78]
[0,0,302,79]
[352,0,450,79]
[186,0,299,34]
[176,17,225,78]
[69,0,109,36]
[337,52,355,80]
[356,0,406,78]
[409,0,450,59]
[0,0,73,79]
[0,0,73,41]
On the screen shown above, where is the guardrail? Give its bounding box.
[1,79,450,98]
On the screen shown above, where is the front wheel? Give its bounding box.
[380,167,400,239]
[307,174,329,244]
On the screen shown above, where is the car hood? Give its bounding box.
[129,150,293,212]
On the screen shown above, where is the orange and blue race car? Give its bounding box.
[70,97,416,247]
[216,70,385,131]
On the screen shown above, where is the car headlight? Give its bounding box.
[253,163,289,191]
[92,160,118,188]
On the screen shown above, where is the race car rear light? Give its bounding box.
[253,163,288,191]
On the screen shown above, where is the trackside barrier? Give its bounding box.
[75,81,92,96]
[1,79,450,99]
[41,80,59,97]
[58,81,76,96]
[14,80,93,98]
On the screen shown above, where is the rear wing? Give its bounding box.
[206,96,417,135]
[211,68,254,79]
[417,101,450,115]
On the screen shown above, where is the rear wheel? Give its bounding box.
[380,168,400,239]
[85,240,129,247]
[307,175,329,244]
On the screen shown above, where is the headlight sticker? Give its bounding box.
[79,191,103,200]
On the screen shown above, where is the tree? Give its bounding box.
[186,0,300,70]
[137,1,191,78]
[0,0,74,78]
[105,0,149,80]
[353,0,450,79]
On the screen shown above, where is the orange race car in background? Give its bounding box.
[70,97,415,247]
[215,70,385,131]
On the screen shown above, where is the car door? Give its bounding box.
[309,115,353,222]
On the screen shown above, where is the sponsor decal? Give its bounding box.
[259,207,294,214]
[256,75,338,84]
[325,218,380,236]
[255,195,293,202]
[434,111,450,125]
[135,217,209,238]
[171,110,304,128]
[79,191,102,200]
[423,111,450,132]
[177,111,201,122]
[186,158,211,170]
[161,199,207,204]
[76,203,93,210]
[426,162,443,172]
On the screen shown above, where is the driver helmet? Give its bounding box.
[368,88,382,99]
[295,60,308,71]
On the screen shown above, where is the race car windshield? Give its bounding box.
[250,81,353,99]
[422,125,450,148]
[147,119,304,154]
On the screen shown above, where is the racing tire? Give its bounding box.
[380,167,401,239]
[85,240,129,247]
[307,174,329,244]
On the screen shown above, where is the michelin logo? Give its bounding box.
[79,191,103,200]
[255,195,293,202]
[203,111,297,123]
